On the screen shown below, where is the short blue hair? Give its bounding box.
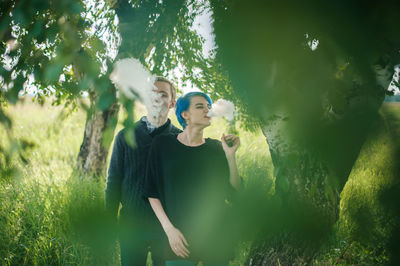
[175,92,212,129]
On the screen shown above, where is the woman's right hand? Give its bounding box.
[165,226,190,258]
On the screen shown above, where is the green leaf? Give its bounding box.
[12,7,29,27]
[123,128,136,148]
[46,23,59,43]
[277,175,290,193]
[68,2,84,14]
[7,75,25,104]
[29,20,44,41]
[0,108,12,129]
[44,63,64,82]
[102,116,118,148]
[97,93,114,110]
[32,0,50,12]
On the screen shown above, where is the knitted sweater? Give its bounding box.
[105,117,181,222]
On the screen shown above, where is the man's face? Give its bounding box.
[153,81,175,116]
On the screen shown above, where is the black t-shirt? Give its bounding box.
[143,133,235,261]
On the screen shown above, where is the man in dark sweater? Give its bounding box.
[105,77,181,266]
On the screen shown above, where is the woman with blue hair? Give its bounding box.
[143,91,241,265]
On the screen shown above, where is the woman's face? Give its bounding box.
[183,96,211,128]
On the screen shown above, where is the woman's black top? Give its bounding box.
[143,133,235,261]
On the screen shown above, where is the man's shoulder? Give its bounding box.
[114,128,126,142]
[114,126,139,145]
[169,124,182,134]
[116,119,146,138]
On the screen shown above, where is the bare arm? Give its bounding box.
[226,152,241,190]
[148,198,190,258]
[221,133,241,190]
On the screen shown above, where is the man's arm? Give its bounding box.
[105,130,125,219]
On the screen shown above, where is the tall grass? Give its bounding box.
[316,103,400,265]
[0,101,120,265]
[0,101,273,265]
[1,100,398,265]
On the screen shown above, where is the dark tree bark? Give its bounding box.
[209,0,399,264]
[76,90,119,177]
[246,116,341,265]
[243,103,388,265]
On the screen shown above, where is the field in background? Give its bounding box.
[0,100,398,265]
[0,99,272,265]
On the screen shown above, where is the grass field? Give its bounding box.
[0,100,272,265]
[0,100,398,265]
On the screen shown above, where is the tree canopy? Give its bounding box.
[0,0,229,177]
[209,0,400,263]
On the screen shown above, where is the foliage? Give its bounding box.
[209,0,400,149]
[339,113,396,245]
[0,102,118,265]
[209,2,400,262]
[313,104,400,265]
[2,0,400,264]
[0,0,237,177]
[1,101,399,265]
[0,99,36,181]
[0,0,117,179]
[0,0,109,105]
[0,101,272,265]
[2,101,399,264]
[316,239,389,265]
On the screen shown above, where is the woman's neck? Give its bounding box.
[178,126,205,146]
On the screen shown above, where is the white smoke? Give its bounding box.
[110,58,163,119]
[207,99,235,121]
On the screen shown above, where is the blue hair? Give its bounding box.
[175,92,212,129]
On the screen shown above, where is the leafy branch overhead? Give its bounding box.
[0,0,232,177]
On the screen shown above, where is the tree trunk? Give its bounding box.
[76,90,119,177]
[244,59,391,264]
[208,1,397,263]
[246,114,340,265]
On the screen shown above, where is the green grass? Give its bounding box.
[316,103,400,265]
[1,100,398,265]
[0,100,272,265]
[0,101,120,265]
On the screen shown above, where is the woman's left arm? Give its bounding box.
[221,133,241,190]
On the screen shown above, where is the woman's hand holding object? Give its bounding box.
[221,133,240,155]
